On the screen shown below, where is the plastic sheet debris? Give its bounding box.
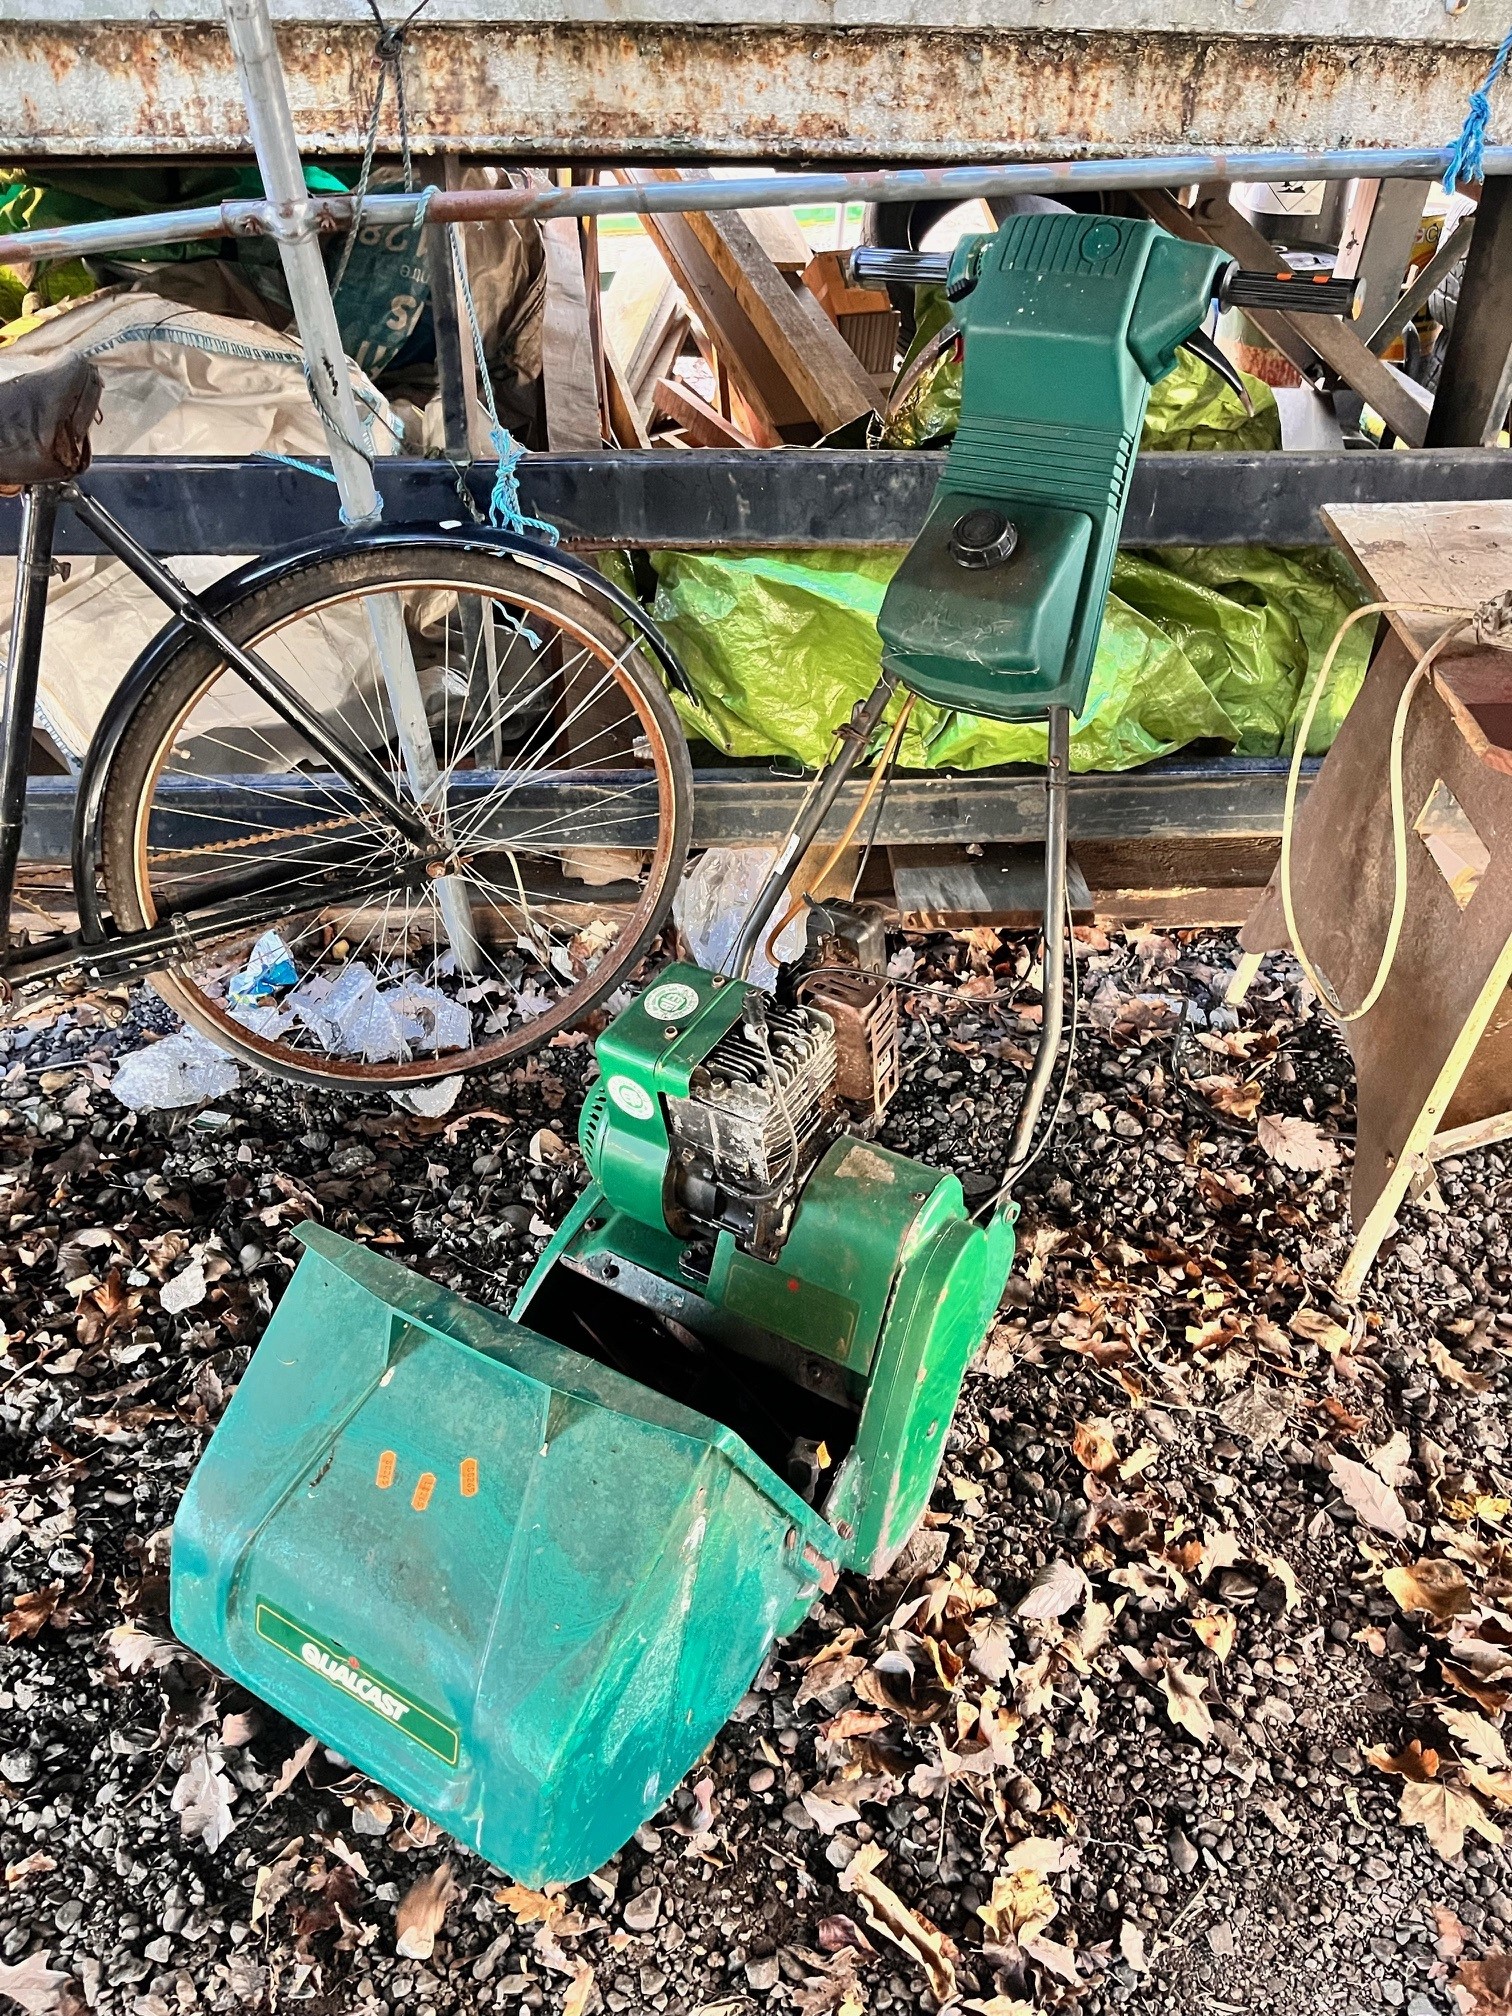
[389,1076,465,1118]
[672,847,807,992]
[228,930,298,1008]
[386,982,471,1055]
[290,964,407,1064]
[110,1031,241,1112]
[287,965,474,1063]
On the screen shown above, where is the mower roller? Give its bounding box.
[172,213,1351,1884]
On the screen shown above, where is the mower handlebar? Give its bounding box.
[847,246,1365,319]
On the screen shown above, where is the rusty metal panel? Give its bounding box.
[3,1,1509,159]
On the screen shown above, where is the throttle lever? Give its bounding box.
[1178,328,1254,416]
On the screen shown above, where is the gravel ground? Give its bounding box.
[2,924,1511,2016]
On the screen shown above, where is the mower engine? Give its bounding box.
[664,992,837,1258]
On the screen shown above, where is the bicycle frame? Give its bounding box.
[0,481,693,996]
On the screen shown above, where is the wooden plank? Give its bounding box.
[604,334,652,449]
[1140,187,1432,447]
[539,212,603,452]
[652,375,756,449]
[639,167,882,435]
[1425,176,1512,449]
[1319,500,1512,655]
[741,205,812,274]
[620,272,679,396]
[619,173,808,440]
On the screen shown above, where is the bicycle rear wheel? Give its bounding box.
[99,541,692,1090]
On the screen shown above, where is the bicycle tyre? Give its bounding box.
[98,540,693,1091]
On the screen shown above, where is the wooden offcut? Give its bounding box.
[539,212,603,451]
[621,168,881,440]
[1240,500,1512,1297]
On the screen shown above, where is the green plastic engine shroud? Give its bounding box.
[876,213,1228,722]
[171,966,1013,1885]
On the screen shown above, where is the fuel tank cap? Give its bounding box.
[949,507,1018,570]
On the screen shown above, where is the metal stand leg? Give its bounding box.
[0,487,58,954]
[1000,705,1071,1185]
[727,672,898,980]
[221,0,482,973]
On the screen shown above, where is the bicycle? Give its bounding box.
[0,350,694,1091]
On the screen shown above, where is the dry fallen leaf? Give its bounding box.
[1119,1918,1149,1973]
[1369,1431,1414,1490]
[1290,1306,1355,1359]
[395,1860,458,1959]
[1160,1659,1215,1745]
[1385,1558,1473,1621]
[1429,1338,1494,1394]
[1191,1608,1237,1662]
[1072,1418,1119,1475]
[264,1736,319,1806]
[977,1867,1058,1942]
[106,1622,183,1673]
[1257,1112,1341,1174]
[561,1960,596,2016]
[250,1839,304,1930]
[3,1587,60,1642]
[170,1744,236,1852]
[1454,1952,1512,2015]
[1329,1452,1411,1540]
[1016,1559,1089,1622]
[1440,1706,1511,1768]
[1462,1763,1512,1810]
[0,1951,71,2016]
[1365,1739,1440,1781]
[839,1843,957,2003]
[1399,1779,1503,1861]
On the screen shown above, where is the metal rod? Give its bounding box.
[221,0,483,970]
[4,146,1511,267]
[0,485,59,952]
[1366,216,1473,353]
[727,672,899,981]
[66,486,435,851]
[999,706,1071,1186]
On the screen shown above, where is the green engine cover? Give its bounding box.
[171,1225,836,1885]
[877,214,1228,721]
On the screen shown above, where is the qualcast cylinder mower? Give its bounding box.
[171,214,1362,1883]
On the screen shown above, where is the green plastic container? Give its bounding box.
[171,1226,837,1883]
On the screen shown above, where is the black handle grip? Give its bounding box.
[846,248,951,289]
[1220,266,1366,320]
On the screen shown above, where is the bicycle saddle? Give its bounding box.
[0,351,102,487]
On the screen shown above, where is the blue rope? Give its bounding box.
[1444,21,1512,188]
[252,450,385,528]
[448,220,560,545]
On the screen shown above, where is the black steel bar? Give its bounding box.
[1424,177,1512,448]
[64,485,435,852]
[14,756,1318,865]
[0,485,59,953]
[8,450,1512,559]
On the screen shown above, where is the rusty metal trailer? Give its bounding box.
[6,1,1512,916]
[6,0,1510,162]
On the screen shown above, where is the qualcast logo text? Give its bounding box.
[301,1640,409,1725]
[253,1600,461,1766]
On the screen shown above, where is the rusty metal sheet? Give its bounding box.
[4,2,1508,159]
